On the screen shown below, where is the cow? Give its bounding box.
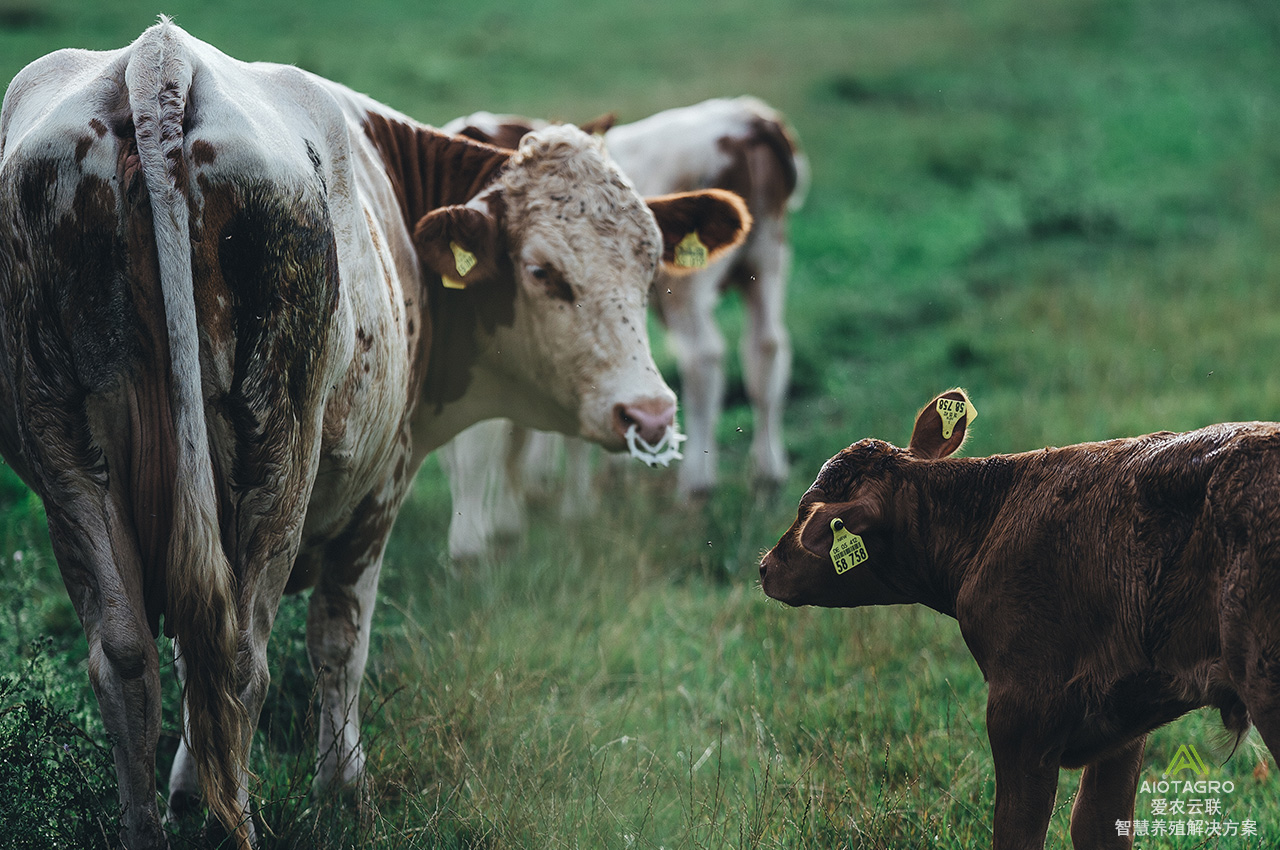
[759,389,1280,849]
[0,20,750,849]
[437,97,806,558]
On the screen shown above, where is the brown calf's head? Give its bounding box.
[759,389,976,607]
[414,124,751,450]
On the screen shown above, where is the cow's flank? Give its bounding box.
[760,390,1280,849]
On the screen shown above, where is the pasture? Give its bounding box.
[1,0,1279,846]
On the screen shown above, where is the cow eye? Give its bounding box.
[526,263,574,303]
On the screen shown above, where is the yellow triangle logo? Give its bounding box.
[1165,744,1208,777]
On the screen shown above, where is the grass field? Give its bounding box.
[2,0,1280,846]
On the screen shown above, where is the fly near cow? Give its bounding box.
[0,20,749,849]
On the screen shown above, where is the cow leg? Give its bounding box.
[1069,736,1144,849]
[46,504,168,850]
[303,479,402,793]
[1223,603,1280,768]
[440,420,524,560]
[986,695,1061,850]
[659,269,726,500]
[738,219,791,490]
[558,436,595,520]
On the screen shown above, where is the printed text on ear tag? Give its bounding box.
[451,241,478,277]
[674,232,709,269]
[936,396,976,440]
[829,518,868,575]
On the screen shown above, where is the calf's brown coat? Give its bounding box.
[760,389,1280,849]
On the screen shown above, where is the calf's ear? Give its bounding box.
[414,205,503,290]
[908,389,977,459]
[578,112,617,137]
[798,496,883,560]
[647,189,753,274]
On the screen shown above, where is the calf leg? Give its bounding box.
[440,420,524,560]
[658,269,727,499]
[738,220,791,489]
[987,695,1061,850]
[558,436,595,520]
[1222,549,1280,769]
[1069,736,1144,849]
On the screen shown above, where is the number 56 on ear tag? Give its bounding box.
[830,518,868,574]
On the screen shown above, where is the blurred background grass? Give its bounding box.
[1,0,1279,846]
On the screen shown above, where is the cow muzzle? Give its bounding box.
[613,398,675,444]
[613,398,685,468]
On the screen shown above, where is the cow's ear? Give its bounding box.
[908,389,977,460]
[413,205,503,289]
[646,189,752,275]
[798,496,883,561]
[578,112,617,137]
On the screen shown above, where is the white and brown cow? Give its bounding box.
[437,98,805,558]
[0,21,748,849]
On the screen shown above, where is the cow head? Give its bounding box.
[759,389,976,607]
[414,124,750,451]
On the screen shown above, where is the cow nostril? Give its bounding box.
[613,399,676,444]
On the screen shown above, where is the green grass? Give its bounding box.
[3,0,1280,846]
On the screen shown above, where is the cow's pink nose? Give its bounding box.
[613,398,676,445]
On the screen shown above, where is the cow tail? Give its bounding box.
[126,20,250,847]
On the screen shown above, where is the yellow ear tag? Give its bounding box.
[936,397,977,440]
[830,518,868,575]
[674,231,709,269]
[451,241,477,277]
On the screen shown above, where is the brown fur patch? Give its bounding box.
[74,136,94,164]
[361,112,511,225]
[714,115,800,218]
[191,139,217,165]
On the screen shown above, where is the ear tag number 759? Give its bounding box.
[830,518,868,575]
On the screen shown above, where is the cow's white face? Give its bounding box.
[414,124,751,452]
[487,126,671,449]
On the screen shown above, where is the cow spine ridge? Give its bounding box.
[125,21,249,845]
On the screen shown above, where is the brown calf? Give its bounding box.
[760,389,1280,849]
